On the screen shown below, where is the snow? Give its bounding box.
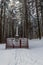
[0,39,43,65]
[0,44,6,50]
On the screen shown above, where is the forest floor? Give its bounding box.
[0,38,43,65]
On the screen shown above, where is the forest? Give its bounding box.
[0,0,43,43]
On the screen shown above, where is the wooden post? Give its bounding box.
[20,39,21,48]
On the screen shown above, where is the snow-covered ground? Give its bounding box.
[0,44,6,49]
[0,39,43,65]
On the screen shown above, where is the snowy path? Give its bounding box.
[0,39,43,65]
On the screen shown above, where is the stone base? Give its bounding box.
[6,38,29,48]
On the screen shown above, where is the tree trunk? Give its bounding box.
[0,0,3,43]
[35,0,41,39]
[24,0,28,38]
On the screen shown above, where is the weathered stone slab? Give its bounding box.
[6,38,28,48]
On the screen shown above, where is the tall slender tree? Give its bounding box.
[0,0,3,42]
[35,0,41,39]
[24,0,29,38]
